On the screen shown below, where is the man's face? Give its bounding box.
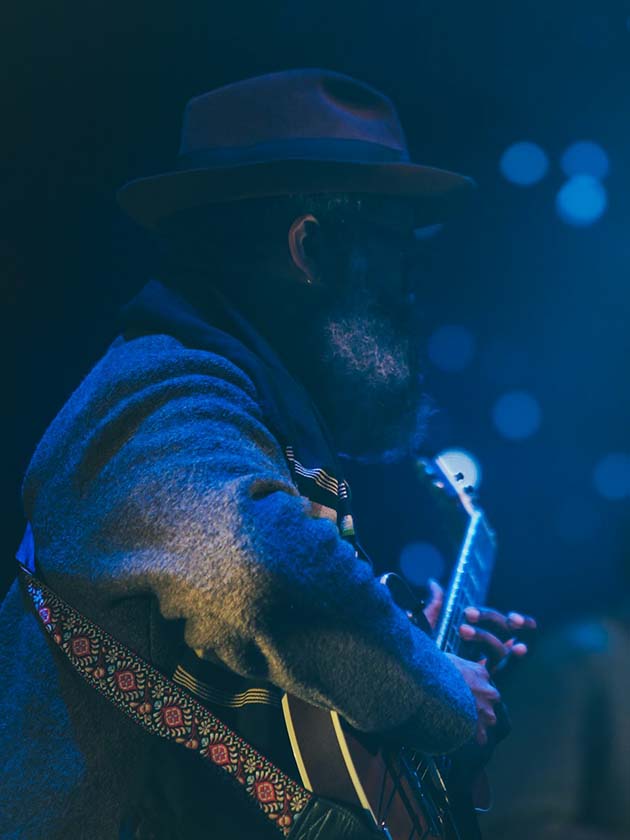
[308,200,436,463]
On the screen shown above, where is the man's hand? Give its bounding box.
[445,654,500,745]
[423,579,536,672]
[423,579,537,745]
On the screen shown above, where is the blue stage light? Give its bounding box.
[492,390,541,440]
[593,452,630,500]
[499,141,549,186]
[428,324,476,372]
[565,623,608,653]
[556,175,607,227]
[437,448,483,490]
[399,542,445,587]
[561,140,609,179]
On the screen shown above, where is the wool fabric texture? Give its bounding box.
[0,278,476,839]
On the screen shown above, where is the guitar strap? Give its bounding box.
[16,523,313,839]
[17,525,384,840]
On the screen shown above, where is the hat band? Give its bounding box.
[175,137,410,170]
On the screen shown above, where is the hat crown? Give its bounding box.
[179,68,408,158]
[117,68,473,231]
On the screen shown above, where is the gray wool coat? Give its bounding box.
[0,279,476,839]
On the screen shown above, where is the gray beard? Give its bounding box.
[313,304,436,464]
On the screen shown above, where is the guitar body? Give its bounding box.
[283,694,477,839]
[282,456,497,839]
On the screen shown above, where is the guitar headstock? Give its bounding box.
[417,454,497,648]
[417,453,481,520]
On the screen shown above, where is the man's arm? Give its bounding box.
[23,334,477,754]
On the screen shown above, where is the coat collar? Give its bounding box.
[119,275,340,474]
[119,275,366,555]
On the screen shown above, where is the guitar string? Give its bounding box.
[380,754,402,825]
[381,520,494,836]
[377,755,394,823]
[397,763,431,839]
[448,549,493,652]
[398,751,441,839]
[443,546,490,654]
[407,823,423,840]
[384,752,429,838]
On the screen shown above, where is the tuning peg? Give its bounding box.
[454,472,465,481]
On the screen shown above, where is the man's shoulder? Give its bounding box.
[50,330,266,449]
[40,331,263,442]
[101,332,259,397]
[21,331,265,510]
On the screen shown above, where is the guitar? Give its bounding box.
[282,455,497,839]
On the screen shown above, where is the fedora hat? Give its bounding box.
[117,68,475,230]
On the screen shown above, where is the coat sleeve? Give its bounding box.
[23,334,476,755]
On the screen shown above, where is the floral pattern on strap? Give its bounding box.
[21,569,311,837]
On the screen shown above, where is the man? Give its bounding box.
[1,68,532,838]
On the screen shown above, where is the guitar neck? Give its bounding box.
[434,509,496,654]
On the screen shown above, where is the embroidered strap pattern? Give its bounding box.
[20,569,311,837]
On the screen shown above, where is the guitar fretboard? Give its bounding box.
[434,510,496,655]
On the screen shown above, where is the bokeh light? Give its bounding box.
[561,140,609,179]
[556,175,607,227]
[399,541,445,587]
[428,324,476,372]
[593,452,630,500]
[413,224,444,240]
[437,448,483,490]
[492,390,542,440]
[499,141,549,186]
[565,623,608,653]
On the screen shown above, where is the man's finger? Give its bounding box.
[502,638,527,657]
[423,579,444,630]
[463,606,511,635]
[476,719,488,746]
[459,624,510,667]
[463,607,537,647]
[481,705,498,725]
[507,612,537,631]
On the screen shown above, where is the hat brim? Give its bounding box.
[116,158,476,231]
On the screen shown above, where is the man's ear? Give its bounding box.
[287,214,322,285]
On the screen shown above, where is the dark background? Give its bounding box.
[4,1,630,628]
